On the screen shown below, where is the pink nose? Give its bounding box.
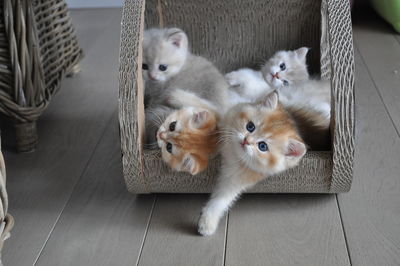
[149,74,157,80]
[241,138,249,146]
[158,132,165,140]
[272,72,280,79]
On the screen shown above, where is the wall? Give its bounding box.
[66,0,123,8]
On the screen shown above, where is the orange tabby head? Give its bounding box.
[222,92,306,175]
[157,107,219,175]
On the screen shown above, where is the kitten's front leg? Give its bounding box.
[198,171,253,236]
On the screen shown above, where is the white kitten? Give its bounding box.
[261,48,331,118]
[225,48,331,118]
[261,47,309,88]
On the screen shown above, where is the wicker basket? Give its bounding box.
[0,0,83,152]
[118,0,355,193]
[0,136,14,265]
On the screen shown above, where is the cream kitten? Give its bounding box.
[143,28,228,145]
[198,92,306,236]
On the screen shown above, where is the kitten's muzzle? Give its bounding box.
[148,74,157,81]
[158,131,166,141]
[241,138,250,147]
[272,72,280,79]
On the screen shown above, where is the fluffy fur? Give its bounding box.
[143,27,228,144]
[277,79,331,120]
[225,68,270,105]
[286,105,331,150]
[225,48,331,116]
[198,92,307,236]
[261,47,309,88]
[225,48,310,105]
[156,107,219,175]
[225,48,331,149]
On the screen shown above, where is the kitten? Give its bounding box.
[143,27,228,145]
[156,107,219,174]
[261,47,309,88]
[198,92,307,236]
[226,48,331,118]
[261,48,331,118]
[153,89,221,174]
[225,47,310,105]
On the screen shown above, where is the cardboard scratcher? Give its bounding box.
[118,0,355,193]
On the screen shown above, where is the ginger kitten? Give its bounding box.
[198,92,307,236]
[156,107,219,175]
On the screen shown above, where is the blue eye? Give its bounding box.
[142,63,149,70]
[166,142,173,153]
[246,121,255,132]
[283,80,289,86]
[159,64,168,71]
[169,121,177,131]
[258,141,269,152]
[279,63,286,71]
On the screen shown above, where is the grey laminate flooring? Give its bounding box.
[2,7,400,266]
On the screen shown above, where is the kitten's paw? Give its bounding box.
[225,72,244,88]
[198,211,219,236]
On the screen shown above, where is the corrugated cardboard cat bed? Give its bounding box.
[118,0,355,193]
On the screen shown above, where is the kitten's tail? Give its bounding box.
[168,89,219,114]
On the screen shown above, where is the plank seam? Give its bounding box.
[354,41,400,138]
[32,109,119,266]
[135,195,157,266]
[222,212,229,266]
[335,194,353,266]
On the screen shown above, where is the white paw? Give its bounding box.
[225,72,244,88]
[197,211,219,236]
[319,103,331,118]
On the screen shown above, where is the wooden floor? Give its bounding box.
[2,7,400,266]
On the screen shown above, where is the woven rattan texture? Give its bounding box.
[0,0,83,151]
[0,138,14,263]
[119,0,355,193]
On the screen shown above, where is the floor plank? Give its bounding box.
[2,9,122,265]
[336,46,400,265]
[138,194,227,266]
[225,194,350,266]
[352,10,400,135]
[35,114,155,266]
[2,7,400,266]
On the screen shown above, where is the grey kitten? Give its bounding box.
[143,27,228,146]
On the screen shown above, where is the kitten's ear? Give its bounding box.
[192,110,210,128]
[285,138,307,158]
[166,28,188,48]
[260,91,279,109]
[295,47,309,60]
[181,154,203,175]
